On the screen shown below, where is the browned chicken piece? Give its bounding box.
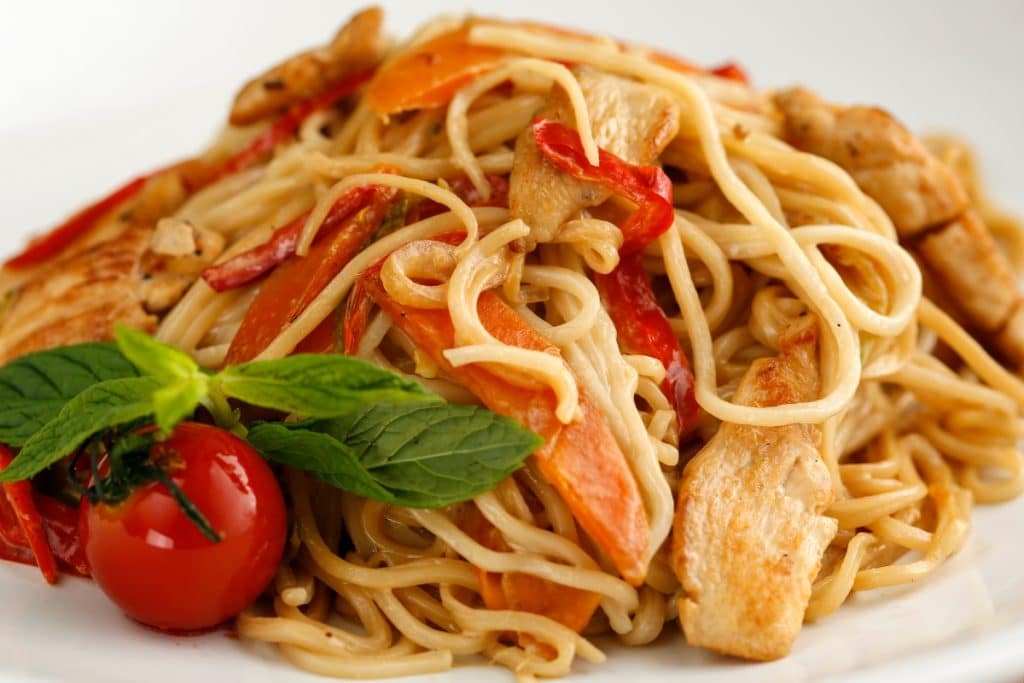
[229,6,386,126]
[509,66,680,244]
[776,87,1024,369]
[776,87,967,236]
[917,210,1018,333]
[0,222,223,363]
[671,315,837,661]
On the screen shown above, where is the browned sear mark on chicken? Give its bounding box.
[229,7,386,126]
[776,87,1024,369]
[0,220,223,364]
[671,315,836,661]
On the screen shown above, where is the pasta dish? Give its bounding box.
[0,7,1021,680]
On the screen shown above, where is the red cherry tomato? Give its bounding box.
[79,422,286,631]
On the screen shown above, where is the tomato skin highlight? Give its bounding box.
[80,423,286,632]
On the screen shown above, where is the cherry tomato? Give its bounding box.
[79,422,286,631]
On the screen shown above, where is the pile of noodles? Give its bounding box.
[95,16,1024,681]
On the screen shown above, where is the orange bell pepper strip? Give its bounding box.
[462,504,603,638]
[0,445,58,584]
[223,186,399,365]
[366,16,750,117]
[357,266,650,585]
[366,24,507,115]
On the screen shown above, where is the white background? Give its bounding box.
[1,0,1022,246]
[0,2,1023,682]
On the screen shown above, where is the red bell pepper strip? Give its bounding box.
[208,67,375,185]
[405,174,510,225]
[202,185,375,293]
[34,493,89,577]
[223,186,399,365]
[4,174,155,270]
[595,253,700,437]
[0,445,58,584]
[532,118,699,435]
[358,265,650,585]
[5,69,375,272]
[709,61,750,84]
[531,118,674,253]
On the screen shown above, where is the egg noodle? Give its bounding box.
[56,14,1023,681]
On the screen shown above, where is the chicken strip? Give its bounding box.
[671,315,836,661]
[776,87,1024,368]
[229,7,386,126]
[509,66,679,244]
[0,222,223,363]
[776,87,967,236]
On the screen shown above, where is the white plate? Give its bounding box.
[1,1,1023,682]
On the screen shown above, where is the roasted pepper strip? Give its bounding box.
[210,67,375,184]
[531,118,674,252]
[533,118,699,434]
[596,253,700,437]
[359,266,649,584]
[0,445,58,584]
[224,186,399,364]
[3,174,155,269]
[5,69,374,271]
[462,504,603,639]
[202,186,375,292]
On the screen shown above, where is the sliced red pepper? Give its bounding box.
[0,446,58,584]
[202,186,375,292]
[708,61,750,84]
[595,253,699,437]
[533,118,698,435]
[209,67,375,185]
[224,186,400,365]
[34,494,89,577]
[531,118,674,253]
[405,174,510,225]
[6,70,374,272]
[4,174,155,270]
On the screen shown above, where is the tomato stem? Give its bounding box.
[149,469,222,544]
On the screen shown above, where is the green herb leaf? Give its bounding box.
[248,403,542,508]
[115,325,199,383]
[0,376,160,483]
[0,343,139,446]
[152,376,208,434]
[247,423,396,502]
[218,354,437,418]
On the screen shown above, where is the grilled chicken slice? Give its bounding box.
[0,222,223,363]
[509,66,680,244]
[776,87,967,237]
[671,315,836,661]
[776,87,1024,368]
[229,6,386,126]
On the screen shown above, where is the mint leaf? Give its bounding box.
[115,325,199,382]
[248,403,542,508]
[0,376,160,483]
[247,423,395,502]
[218,354,437,418]
[321,403,542,504]
[0,343,139,446]
[152,377,208,434]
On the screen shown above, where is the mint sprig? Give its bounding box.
[0,329,543,508]
[248,403,542,508]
